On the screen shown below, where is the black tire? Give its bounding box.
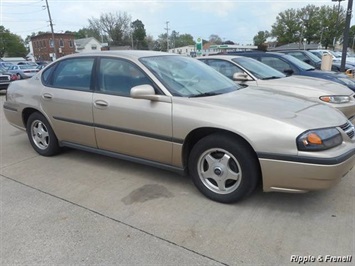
[26,112,60,156]
[188,133,260,203]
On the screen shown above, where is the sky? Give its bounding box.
[0,0,351,45]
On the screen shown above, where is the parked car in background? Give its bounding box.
[17,61,38,67]
[0,66,17,90]
[276,50,354,72]
[0,62,14,69]
[36,64,48,71]
[3,51,355,203]
[6,64,39,79]
[229,51,355,91]
[199,55,355,121]
[309,49,355,68]
[36,61,51,66]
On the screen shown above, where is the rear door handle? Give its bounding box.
[94,100,108,107]
[42,93,53,99]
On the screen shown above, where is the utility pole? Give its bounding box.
[340,0,353,71]
[165,21,170,52]
[45,0,57,60]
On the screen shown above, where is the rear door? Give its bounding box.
[40,57,96,147]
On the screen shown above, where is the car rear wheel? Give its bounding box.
[27,112,60,156]
[188,133,259,203]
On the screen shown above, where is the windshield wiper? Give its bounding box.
[189,92,221,98]
[262,76,282,80]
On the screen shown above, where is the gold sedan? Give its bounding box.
[3,51,355,203]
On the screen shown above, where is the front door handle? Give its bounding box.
[94,100,108,107]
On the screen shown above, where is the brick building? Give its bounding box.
[31,33,76,61]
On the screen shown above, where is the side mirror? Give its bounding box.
[232,72,249,81]
[131,84,157,100]
[283,69,294,76]
[130,84,171,103]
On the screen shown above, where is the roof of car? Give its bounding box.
[199,55,243,60]
[61,50,178,61]
[227,51,287,57]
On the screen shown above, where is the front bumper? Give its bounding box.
[259,150,355,192]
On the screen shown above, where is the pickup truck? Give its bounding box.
[0,66,16,90]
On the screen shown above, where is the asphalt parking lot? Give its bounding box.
[0,93,354,265]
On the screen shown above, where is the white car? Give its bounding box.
[6,65,39,79]
[199,55,355,121]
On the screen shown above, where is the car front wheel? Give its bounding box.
[27,112,60,156]
[188,133,260,203]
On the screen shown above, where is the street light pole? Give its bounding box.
[340,0,353,71]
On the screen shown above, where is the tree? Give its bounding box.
[271,8,301,45]
[348,25,355,50]
[317,5,346,49]
[145,34,156,50]
[66,27,102,41]
[253,31,269,46]
[169,31,195,48]
[131,19,147,49]
[155,33,168,51]
[270,4,345,48]
[0,26,27,57]
[209,34,222,44]
[88,12,132,46]
[253,30,270,51]
[153,30,195,51]
[222,40,234,45]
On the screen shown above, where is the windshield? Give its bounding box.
[309,50,322,59]
[303,51,322,63]
[140,55,239,97]
[282,54,315,71]
[232,57,285,79]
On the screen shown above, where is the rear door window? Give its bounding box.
[47,58,95,91]
[260,57,292,72]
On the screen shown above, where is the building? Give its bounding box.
[31,33,76,61]
[268,42,321,51]
[75,37,103,53]
[169,45,196,56]
[0,57,26,64]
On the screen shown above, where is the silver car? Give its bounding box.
[6,64,39,79]
[3,51,355,203]
[199,55,355,121]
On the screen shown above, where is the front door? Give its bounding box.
[92,57,173,165]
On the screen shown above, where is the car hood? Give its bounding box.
[298,69,355,91]
[255,75,353,97]
[186,86,347,129]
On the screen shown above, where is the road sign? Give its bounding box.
[196,37,202,51]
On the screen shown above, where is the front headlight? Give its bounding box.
[319,95,351,104]
[297,128,342,151]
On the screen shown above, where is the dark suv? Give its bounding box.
[227,51,355,91]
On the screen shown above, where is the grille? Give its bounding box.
[340,121,355,139]
[0,76,10,81]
